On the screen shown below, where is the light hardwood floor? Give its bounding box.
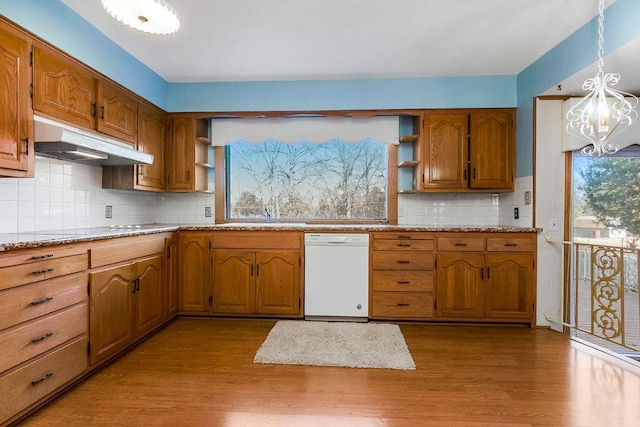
[18,318,640,426]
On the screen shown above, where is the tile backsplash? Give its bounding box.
[0,157,533,233]
[397,176,533,227]
[0,156,215,233]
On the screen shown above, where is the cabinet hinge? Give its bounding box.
[29,50,33,66]
[29,84,33,99]
[298,297,301,308]
[209,241,212,251]
[434,300,437,310]
[532,259,535,269]
[87,342,91,356]
[208,295,213,307]
[167,246,171,259]
[87,281,90,295]
[299,257,301,267]
[434,258,437,269]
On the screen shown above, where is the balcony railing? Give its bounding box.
[574,242,640,352]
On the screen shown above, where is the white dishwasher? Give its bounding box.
[304,233,369,321]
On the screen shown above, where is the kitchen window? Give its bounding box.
[212,116,399,222]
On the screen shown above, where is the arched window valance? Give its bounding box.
[211,116,399,146]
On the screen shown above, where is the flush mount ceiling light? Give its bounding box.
[565,0,638,156]
[101,0,180,35]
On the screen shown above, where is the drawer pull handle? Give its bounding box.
[397,303,410,307]
[397,260,410,264]
[397,236,411,239]
[30,296,54,306]
[397,281,411,284]
[31,254,54,260]
[31,372,53,386]
[31,332,54,344]
[396,244,411,247]
[504,243,518,247]
[32,268,54,275]
[454,243,468,247]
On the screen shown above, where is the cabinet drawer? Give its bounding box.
[486,237,535,252]
[0,336,87,424]
[371,291,433,319]
[437,237,485,252]
[90,234,167,268]
[371,271,433,292]
[212,232,301,249]
[0,253,88,291]
[372,251,434,271]
[0,303,87,374]
[0,244,87,269]
[372,239,434,251]
[371,232,433,241]
[0,272,88,331]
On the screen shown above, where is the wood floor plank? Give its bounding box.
[17,318,640,426]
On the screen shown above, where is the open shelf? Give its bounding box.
[398,160,420,168]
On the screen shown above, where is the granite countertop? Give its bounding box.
[0,223,540,252]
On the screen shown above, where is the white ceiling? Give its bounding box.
[61,0,637,95]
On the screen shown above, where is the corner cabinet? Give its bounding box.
[435,233,536,324]
[166,115,212,193]
[88,233,172,366]
[421,110,515,192]
[102,100,166,191]
[0,20,33,178]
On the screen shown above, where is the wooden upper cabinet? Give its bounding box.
[422,114,469,189]
[96,79,137,144]
[166,116,196,191]
[470,110,514,190]
[420,109,515,193]
[33,45,96,130]
[0,21,33,177]
[136,101,165,190]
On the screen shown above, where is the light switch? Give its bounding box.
[524,191,532,205]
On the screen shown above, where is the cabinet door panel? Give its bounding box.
[137,102,165,190]
[213,250,254,314]
[89,263,134,365]
[256,251,300,315]
[164,236,179,318]
[179,234,210,313]
[485,254,534,319]
[436,253,484,318]
[96,80,137,144]
[470,111,513,189]
[0,23,32,176]
[423,114,468,189]
[135,255,163,336]
[33,46,96,129]
[167,117,195,191]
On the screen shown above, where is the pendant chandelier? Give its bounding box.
[101,0,180,35]
[565,0,638,156]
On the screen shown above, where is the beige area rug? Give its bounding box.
[254,320,416,370]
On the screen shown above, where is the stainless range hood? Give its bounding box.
[34,115,154,166]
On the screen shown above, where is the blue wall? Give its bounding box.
[3,0,640,178]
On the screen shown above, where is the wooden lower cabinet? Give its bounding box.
[178,231,303,318]
[212,249,300,315]
[435,253,484,318]
[178,232,212,314]
[435,233,536,323]
[89,234,174,366]
[370,233,435,320]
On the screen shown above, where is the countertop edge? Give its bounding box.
[0,224,542,252]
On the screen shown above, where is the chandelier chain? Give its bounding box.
[597,0,605,77]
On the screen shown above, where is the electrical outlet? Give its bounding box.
[398,207,404,217]
[549,218,558,231]
[105,205,112,219]
[513,207,519,219]
[204,206,212,217]
[524,191,532,205]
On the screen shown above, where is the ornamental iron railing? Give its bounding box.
[574,243,640,352]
